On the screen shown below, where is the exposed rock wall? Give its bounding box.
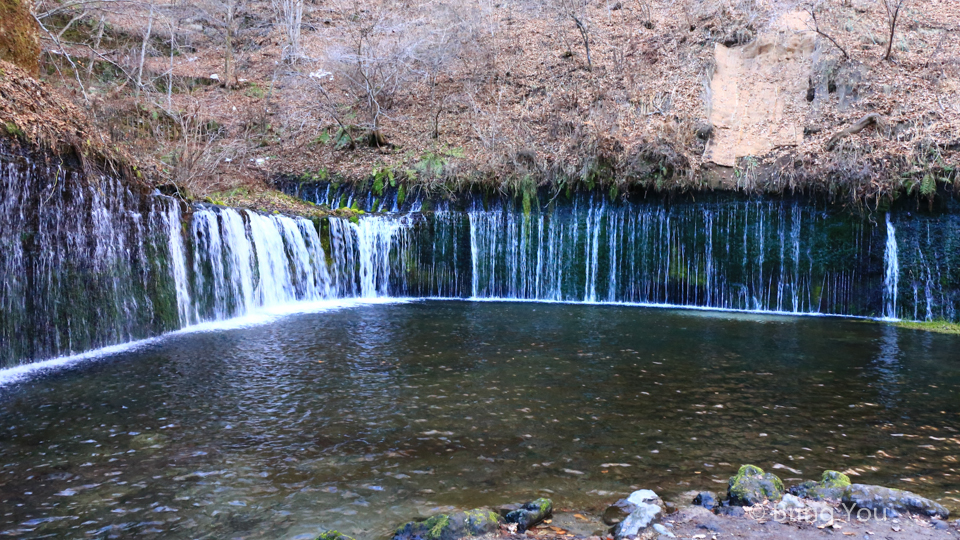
[0,0,39,77]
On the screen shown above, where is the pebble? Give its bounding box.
[653,523,675,537]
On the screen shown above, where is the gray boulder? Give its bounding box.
[392,508,502,540]
[613,490,663,540]
[841,484,949,519]
[692,492,717,510]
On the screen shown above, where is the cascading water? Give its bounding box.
[1,154,184,367]
[883,214,900,320]
[283,183,960,321]
[5,152,960,370]
[459,196,881,313]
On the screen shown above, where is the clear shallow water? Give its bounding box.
[1,301,959,539]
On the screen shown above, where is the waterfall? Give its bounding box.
[327,215,416,297]
[448,196,878,313]
[186,206,335,322]
[6,153,960,369]
[883,214,900,320]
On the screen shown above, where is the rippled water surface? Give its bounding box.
[2,301,960,539]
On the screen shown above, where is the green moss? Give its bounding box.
[425,514,450,540]
[729,464,784,504]
[536,498,552,513]
[4,121,24,138]
[317,531,355,540]
[734,464,764,479]
[821,470,851,488]
[894,320,960,335]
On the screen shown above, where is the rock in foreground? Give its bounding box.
[393,509,502,540]
[727,464,784,506]
[788,470,850,501]
[842,484,950,519]
[612,490,663,540]
[504,498,552,532]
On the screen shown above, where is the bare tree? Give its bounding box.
[199,0,248,88]
[805,2,849,59]
[272,0,304,63]
[556,0,592,70]
[878,0,907,61]
[329,0,416,147]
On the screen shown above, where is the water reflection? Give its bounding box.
[1,301,958,539]
[871,325,903,410]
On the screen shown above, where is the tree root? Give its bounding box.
[826,113,882,150]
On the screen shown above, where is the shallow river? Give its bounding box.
[1,301,959,539]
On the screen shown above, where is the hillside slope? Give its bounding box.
[9,0,960,203]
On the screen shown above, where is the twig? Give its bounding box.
[808,8,849,60]
[33,13,90,106]
[570,12,592,71]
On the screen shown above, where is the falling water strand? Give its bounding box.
[883,214,900,320]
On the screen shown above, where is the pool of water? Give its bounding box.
[1,301,959,539]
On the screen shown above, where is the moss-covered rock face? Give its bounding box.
[0,0,40,76]
[392,508,502,540]
[504,498,553,532]
[727,464,785,506]
[821,470,851,489]
[317,531,356,540]
[787,469,852,501]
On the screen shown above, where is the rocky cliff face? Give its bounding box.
[0,0,39,76]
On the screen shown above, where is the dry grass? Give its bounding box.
[17,0,960,202]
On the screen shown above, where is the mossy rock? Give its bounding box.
[727,464,784,506]
[787,470,851,501]
[504,498,552,532]
[0,0,41,76]
[317,531,356,540]
[393,508,502,540]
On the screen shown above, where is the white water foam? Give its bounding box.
[0,298,408,389]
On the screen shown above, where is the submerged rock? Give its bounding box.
[727,465,784,506]
[612,490,663,540]
[788,470,850,501]
[317,531,356,540]
[504,498,552,532]
[691,492,717,511]
[841,484,950,519]
[393,508,502,540]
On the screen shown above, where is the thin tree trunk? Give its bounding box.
[882,0,904,61]
[87,15,105,83]
[168,25,175,110]
[571,12,592,70]
[136,4,155,97]
[225,2,235,88]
